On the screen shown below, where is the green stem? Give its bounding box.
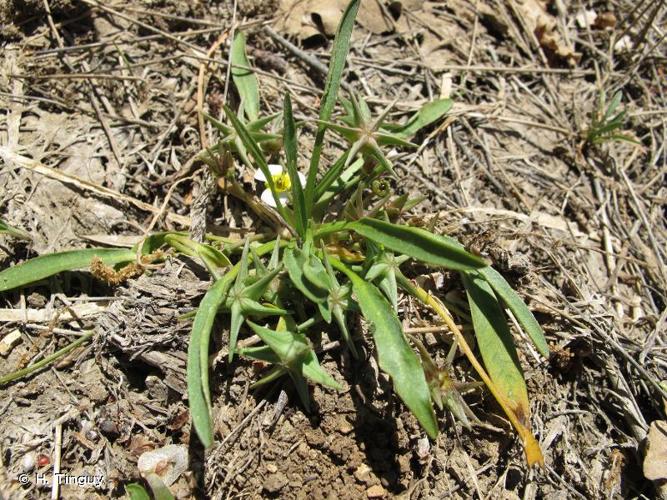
[0,331,95,386]
[221,233,277,254]
[313,221,351,239]
[296,315,322,332]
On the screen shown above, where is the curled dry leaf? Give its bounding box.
[519,0,581,66]
[275,0,422,39]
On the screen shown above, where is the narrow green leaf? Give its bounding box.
[316,299,332,324]
[603,91,622,123]
[375,131,419,149]
[302,254,332,292]
[332,304,355,355]
[313,155,364,216]
[0,248,136,292]
[204,112,232,134]
[462,273,530,426]
[0,331,94,386]
[240,299,287,317]
[384,98,453,138]
[284,247,327,303]
[231,31,260,121]
[164,234,230,279]
[223,104,286,217]
[351,218,488,271]
[249,113,281,131]
[247,321,342,410]
[606,134,640,145]
[334,260,438,438]
[250,365,288,388]
[187,240,283,448]
[228,301,244,363]
[377,267,398,311]
[187,277,230,447]
[143,473,175,500]
[250,245,268,274]
[125,483,151,500]
[137,231,182,255]
[304,0,361,216]
[314,151,352,200]
[477,267,550,358]
[238,344,280,364]
[0,218,31,240]
[283,93,307,236]
[302,350,343,390]
[244,268,282,301]
[366,254,400,310]
[247,322,341,390]
[594,116,626,136]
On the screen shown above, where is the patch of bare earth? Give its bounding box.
[1,0,666,498]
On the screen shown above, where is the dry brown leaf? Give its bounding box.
[356,0,394,34]
[398,1,472,72]
[519,0,580,66]
[274,0,416,39]
[593,12,617,30]
[274,0,324,40]
[311,1,346,36]
[644,420,667,496]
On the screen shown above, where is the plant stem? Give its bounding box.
[396,272,544,467]
[0,330,95,386]
[313,221,351,239]
[296,315,321,332]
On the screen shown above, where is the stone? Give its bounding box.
[366,484,387,498]
[354,464,372,484]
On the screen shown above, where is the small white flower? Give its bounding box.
[254,164,306,208]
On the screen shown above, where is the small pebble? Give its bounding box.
[337,420,354,435]
[99,420,120,439]
[354,464,372,484]
[366,484,387,498]
[81,420,99,442]
[21,453,35,472]
[417,437,430,459]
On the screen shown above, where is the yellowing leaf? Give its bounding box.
[462,272,530,425]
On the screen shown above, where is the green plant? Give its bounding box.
[0,0,548,468]
[0,218,32,241]
[584,90,638,146]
